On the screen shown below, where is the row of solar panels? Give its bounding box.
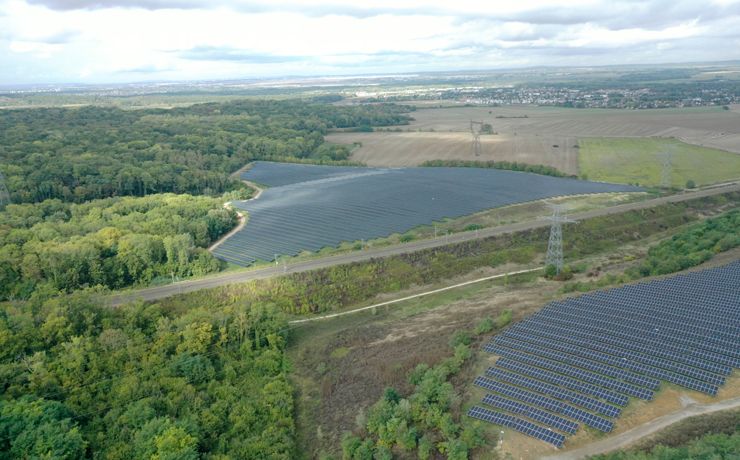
[467,261,739,448]
[214,161,641,265]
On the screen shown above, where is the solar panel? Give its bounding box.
[514,320,732,377]
[214,162,641,265]
[468,261,739,448]
[485,338,660,389]
[526,310,739,369]
[485,366,621,417]
[473,376,613,432]
[494,330,719,395]
[506,324,726,386]
[481,393,579,434]
[495,358,629,406]
[467,406,566,447]
[486,343,654,400]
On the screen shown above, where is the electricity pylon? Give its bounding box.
[660,149,673,188]
[470,120,484,157]
[545,204,575,275]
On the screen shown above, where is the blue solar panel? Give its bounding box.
[467,406,566,447]
[512,320,731,379]
[485,338,659,389]
[468,261,739,448]
[526,310,739,369]
[485,367,621,417]
[496,329,719,395]
[495,358,629,406]
[481,393,579,434]
[505,324,726,386]
[473,376,612,432]
[214,162,641,265]
[486,343,654,400]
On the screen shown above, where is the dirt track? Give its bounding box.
[542,397,740,460]
[108,182,739,306]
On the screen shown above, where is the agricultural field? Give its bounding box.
[401,105,740,155]
[212,162,640,265]
[327,131,579,174]
[579,137,740,187]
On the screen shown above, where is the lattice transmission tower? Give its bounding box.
[545,204,575,275]
[470,120,484,157]
[0,170,11,209]
[660,149,673,188]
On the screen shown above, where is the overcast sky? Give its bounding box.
[1,0,740,84]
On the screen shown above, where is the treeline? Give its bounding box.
[420,159,574,178]
[0,291,295,459]
[0,100,411,204]
[634,209,739,277]
[341,314,511,460]
[630,409,739,453]
[160,193,734,316]
[590,432,739,459]
[0,193,242,300]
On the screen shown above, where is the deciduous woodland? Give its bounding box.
[0,99,411,299]
[0,100,411,204]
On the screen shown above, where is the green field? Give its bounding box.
[578,138,740,187]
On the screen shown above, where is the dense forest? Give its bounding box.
[0,100,411,204]
[0,193,244,300]
[0,98,412,299]
[0,291,294,459]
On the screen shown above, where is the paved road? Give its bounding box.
[542,397,740,460]
[108,183,739,306]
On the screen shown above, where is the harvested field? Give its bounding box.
[406,106,740,153]
[331,105,740,177]
[327,131,579,174]
[402,105,740,154]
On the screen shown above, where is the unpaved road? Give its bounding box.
[108,182,739,306]
[289,267,542,324]
[543,397,740,460]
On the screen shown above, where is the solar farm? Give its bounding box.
[467,262,740,449]
[213,162,640,265]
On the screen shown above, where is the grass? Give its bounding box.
[578,137,740,187]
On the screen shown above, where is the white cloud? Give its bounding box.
[0,0,739,84]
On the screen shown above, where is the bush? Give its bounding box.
[474,317,494,335]
[449,330,472,347]
[495,310,512,329]
[686,179,696,189]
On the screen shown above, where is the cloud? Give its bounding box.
[178,46,304,63]
[2,0,740,84]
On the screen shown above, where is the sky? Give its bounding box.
[1,0,740,85]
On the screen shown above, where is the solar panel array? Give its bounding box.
[212,161,641,266]
[468,262,740,448]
